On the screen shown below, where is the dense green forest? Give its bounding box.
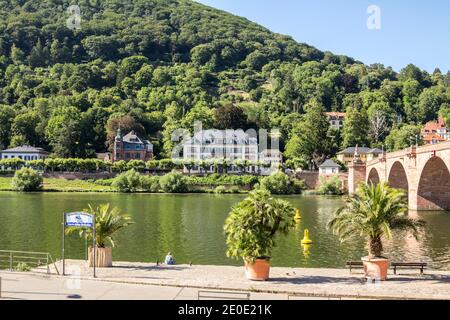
[0,0,449,168]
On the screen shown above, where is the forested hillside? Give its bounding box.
[0,0,449,167]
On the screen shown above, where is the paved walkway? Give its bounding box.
[2,260,445,300]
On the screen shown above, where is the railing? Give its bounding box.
[0,250,59,275]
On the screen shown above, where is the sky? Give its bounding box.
[196,0,450,73]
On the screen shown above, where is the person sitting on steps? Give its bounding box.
[164,252,175,265]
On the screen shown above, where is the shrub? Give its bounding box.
[159,170,188,193]
[140,175,161,193]
[15,262,31,272]
[260,172,302,195]
[112,169,141,192]
[317,175,344,195]
[11,168,43,191]
[214,185,227,194]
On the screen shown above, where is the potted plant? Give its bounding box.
[224,189,295,281]
[328,183,424,280]
[66,203,133,267]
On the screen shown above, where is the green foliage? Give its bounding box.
[224,189,296,263]
[187,174,259,187]
[112,169,141,193]
[284,100,331,168]
[140,175,161,193]
[317,175,344,195]
[66,203,133,248]
[260,172,303,195]
[159,170,188,193]
[385,124,422,151]
[214,185,227,194]
[328,183,424,257]
[0,0,446,162]
[15,262,31,272]
[11,168,43,192]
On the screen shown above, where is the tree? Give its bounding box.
[418,88,443,123]
[214,104,248,130]
[284,100,330,169]
[260,172,302,195]
[402,79,422,123]
[11,168,43,192]
[66,203,133,248]
[385,124,422,151]
[112,169,142,193]
[159,170,188,193]
[328,183,423,258]
[367,101,393,144]
[0,105,15,149]
[224,189,295,263]
[342,105,370,148]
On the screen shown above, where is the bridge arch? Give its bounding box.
[388,161,409,193]
[417,156,450,210]
[367,168,381,185]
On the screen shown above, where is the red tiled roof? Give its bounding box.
[325,112,346,118]
[422,116,446,133]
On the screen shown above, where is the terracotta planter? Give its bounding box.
[244,258,271,281]
[362,257,389,280]
[88,247,113,267]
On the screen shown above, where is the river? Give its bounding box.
[0,193,449,269]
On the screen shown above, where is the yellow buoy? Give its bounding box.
[302,243,311,258]
[301,229,312,245]
[294,209,301,220]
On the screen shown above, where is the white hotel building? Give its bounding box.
[0,145,49,161]
[182,129,281,175]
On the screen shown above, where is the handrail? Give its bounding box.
[0,250,59,275]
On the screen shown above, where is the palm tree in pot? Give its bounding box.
[224,189,295,280]
[328,183,424,280]
[66,203,134,267]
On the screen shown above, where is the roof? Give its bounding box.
[186,129,258,145]
[120,131,152,146]
[337,147,383,155]
[0,145,49,154]
[422,117,446,133]
[325,112,346,118]
[319,159,341,168]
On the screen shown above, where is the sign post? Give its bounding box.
[62,212,96,278]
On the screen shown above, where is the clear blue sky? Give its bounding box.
[196,0,450,73]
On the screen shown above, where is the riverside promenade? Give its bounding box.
[1,260,448,300]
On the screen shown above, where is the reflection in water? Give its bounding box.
[0,193,448,269]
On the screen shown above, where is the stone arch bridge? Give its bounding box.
[349,142,450,211]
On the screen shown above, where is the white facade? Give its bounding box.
[259,149,282,175]
[182,130,281,175]
[319,159,341,176]
[0,146,49,161]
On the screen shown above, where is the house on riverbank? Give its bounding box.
[182,129,281,175]
[0,145,49,161]
[113,129,153,162]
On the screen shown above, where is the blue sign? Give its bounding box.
[65,212,94,228]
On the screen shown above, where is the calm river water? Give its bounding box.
[0,193,449,269]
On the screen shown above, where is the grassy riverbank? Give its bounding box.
[0,177,114,192]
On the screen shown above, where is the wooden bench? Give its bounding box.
[198,290,250,300]
[391,262,427,275]
[346,261,363,272]
[346,261,427,274]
